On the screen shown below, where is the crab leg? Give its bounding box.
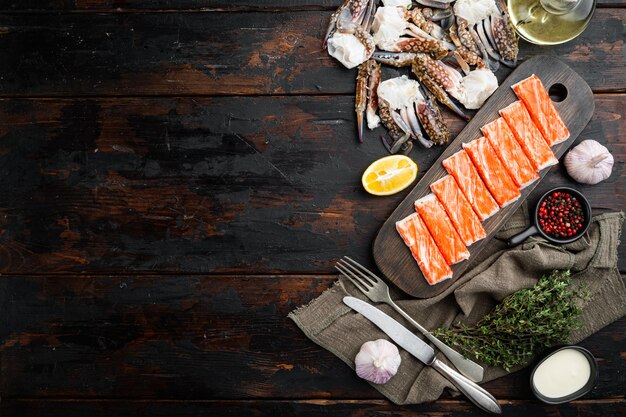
[362,0,376,32]
[381,37,450,60]
[411,55,470,120]
[470,29,500,72]
[416,88,449,145]
[490,16,518,65]
[475,23,502,61]
[323,2,347,49]
[380,104,411,154]
[365,60,381,130]
[454,19,479,53]
[406,24,455,50]
[406,105,434,148]
[372,51,416,68]
[447,51,471,74]
[416,0,455,9]
[324,0,375,51]
[407,8,451,40]
[355,60,381,143]
[355,62,369,143]
[423,7,454,22]
[491,0,518,65]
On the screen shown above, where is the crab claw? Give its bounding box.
[381,135,392,153]
[411,55,471,121]
[323,2,345,49]
[416,0,454,9]
[389,133,412,154]
[399,140,414,155]
[355,62,368,143]
[372,51,416,68]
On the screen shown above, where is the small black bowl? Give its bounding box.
[508,187,592,247]
[530,345,599,404]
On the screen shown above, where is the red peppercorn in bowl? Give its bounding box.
[508,187,592,246]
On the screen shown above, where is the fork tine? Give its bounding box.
[344,256,382,284]
[335,264,370,294]
[337,259,376,287]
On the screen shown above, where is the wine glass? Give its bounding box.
[507,0,596,45]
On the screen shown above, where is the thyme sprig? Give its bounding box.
[433,270,590,371]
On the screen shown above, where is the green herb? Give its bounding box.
[432,270,590,371]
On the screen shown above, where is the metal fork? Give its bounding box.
[336,256,484,383]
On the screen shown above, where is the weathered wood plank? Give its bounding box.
[1,399,625,417]
[0,10,623,97]
[0,275,624,400]
[0,95,623,274]
[0,0,623,11]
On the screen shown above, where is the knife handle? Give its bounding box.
[431,358,502,414]
[387,299,484,382]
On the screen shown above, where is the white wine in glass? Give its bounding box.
[507,0,596,45]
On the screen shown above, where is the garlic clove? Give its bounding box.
[564,140,614,185]
[355,339,401,384]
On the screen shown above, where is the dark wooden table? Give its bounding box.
[0,1,623,416]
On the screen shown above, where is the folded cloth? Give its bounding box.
[289,205,626,405]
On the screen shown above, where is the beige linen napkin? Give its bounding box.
[289,205,626,405]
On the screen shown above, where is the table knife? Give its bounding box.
[343,296,501,414]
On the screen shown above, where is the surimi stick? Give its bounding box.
[431,175,486,246]
[396,213,453,285]
[415,194,469,265]
[481,117,539,188]
[500,101,558,171]
[463,137,520,207]
[512,74,570,146]
[442,150,500,220]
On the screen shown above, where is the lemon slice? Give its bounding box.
[362,155,418,196]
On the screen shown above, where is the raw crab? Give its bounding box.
[373,51,498,116]
[372,5,453,59]
[324,0,377,69]
[377,75,449,152]
[452,0,519,69]
[355,59,382,142]
[322,0,518,150]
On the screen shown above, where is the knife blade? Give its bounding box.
[343,296,501,414]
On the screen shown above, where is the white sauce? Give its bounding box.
[532,348,591,399]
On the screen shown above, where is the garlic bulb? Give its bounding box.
[355,339,401,384]
[564,140,614,185]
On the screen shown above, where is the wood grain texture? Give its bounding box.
[0,95,623,275]
[0,10,623,97]
[1,399,625,417]
[374,57,594,297]
[0,275,624,400]
[0,2,624,416]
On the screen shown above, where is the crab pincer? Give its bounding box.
[355,59,381,143]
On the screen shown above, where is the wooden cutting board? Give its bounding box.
[372,56,594,298]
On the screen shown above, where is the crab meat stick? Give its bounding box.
[481,117,539,188]
[415,194,470,265]
[431,175,486,246]
[512,74,570,146]
[396,213,453,285]
[500,101,558,171]
[442,150,499,220]
[463,137,520,207]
